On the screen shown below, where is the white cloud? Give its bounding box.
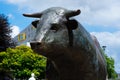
[91,31,120,73]
[5,0,120,29]
[6,0,27,4]
[8,14,14,19]
[91,31,120,48]
[11,25,20,38]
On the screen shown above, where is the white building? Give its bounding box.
[13,24,36,46]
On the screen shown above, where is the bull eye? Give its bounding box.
[50,24,59,32]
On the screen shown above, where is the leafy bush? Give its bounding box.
[0,45,46,79]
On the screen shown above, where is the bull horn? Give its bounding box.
[23,13,42,18]
[65,9,81,18]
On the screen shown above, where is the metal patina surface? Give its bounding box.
[23,7,107,80]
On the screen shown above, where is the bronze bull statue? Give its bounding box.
[23,7,107,80]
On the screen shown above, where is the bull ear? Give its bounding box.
[66,19,78,30]
[31,20,39,28]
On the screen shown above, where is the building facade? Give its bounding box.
[13,24,36,46]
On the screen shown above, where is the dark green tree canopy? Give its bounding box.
[0,14,15,52]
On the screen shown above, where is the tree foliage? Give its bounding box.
[0,14,15,52]
[0,45,46,79]
[104,54,118,79]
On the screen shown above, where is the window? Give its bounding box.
[18,33,26,41]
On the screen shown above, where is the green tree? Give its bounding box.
[0,14,15,52]
[104,54,118,79]
[0,45,46,79]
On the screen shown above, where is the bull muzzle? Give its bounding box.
[30,41,41,50]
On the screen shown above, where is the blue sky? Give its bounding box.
[0,0,34,31]
[0,0,120,73]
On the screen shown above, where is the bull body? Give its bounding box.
[23,7,107,80]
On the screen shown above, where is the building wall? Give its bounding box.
[13,24,36,46]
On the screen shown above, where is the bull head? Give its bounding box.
[23,7,81,57]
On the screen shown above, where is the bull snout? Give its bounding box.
[30,41,52,56]
[30,41,41,50]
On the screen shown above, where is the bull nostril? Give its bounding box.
[30,42,42,48]
[36,42,41,46]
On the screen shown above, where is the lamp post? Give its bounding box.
[102,46,106,52]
